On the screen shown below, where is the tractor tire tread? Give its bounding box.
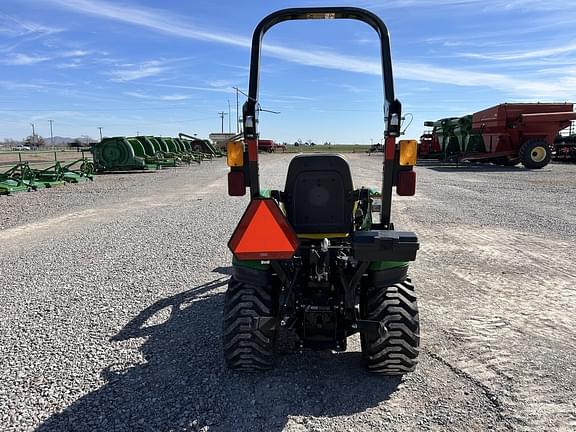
[361,279,420,375]
[222,277,275,371]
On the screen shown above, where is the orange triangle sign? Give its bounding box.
[229,199,299,260]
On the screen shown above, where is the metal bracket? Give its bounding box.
[271,261,301,324]
[344,261,369,310]
[355,319,388,339]
[250,316,278,332]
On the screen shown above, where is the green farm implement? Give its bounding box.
[174,138,211,161]
[31,162,66,188]
[0,163,37,194]
[179,132,225,158]
[157,137,200,164]
[61,158,95,183]
[426,118,460,159]
[93,137,160,172]
[147,136,198,164]
[132,136,177,167]
[91,135,213,171]
[0,150,95,197]
[452,116,484,154]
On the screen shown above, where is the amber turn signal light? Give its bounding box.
[227,141,244,167]
[399,140,417,166]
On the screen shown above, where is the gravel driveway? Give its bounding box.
[0,154,574,431]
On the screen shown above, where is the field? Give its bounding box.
[283,144,372,153]
[1,154,575,431]
[0,150,92,170]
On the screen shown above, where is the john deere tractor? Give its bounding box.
[224,7,420,375]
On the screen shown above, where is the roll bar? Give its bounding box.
[240,7,402,227]
[243,7,400,140]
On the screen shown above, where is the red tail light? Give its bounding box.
[397,171,416,196]
[228,171,246,196]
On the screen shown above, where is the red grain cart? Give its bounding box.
[418,131,441,158]
[472,103,576,169]
[257,139,285,153]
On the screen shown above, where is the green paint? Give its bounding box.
[369,261,409,271]
[232,257,271,271]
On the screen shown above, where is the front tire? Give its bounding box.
[222,276,275,371]
[519,139,551,169]
[360,279,420,375]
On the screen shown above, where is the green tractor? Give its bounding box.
[224,7,420,375]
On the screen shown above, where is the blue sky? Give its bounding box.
[1,0,575,143]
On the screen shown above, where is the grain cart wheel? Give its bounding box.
[222,276,275,371]
[519,139,552,169]
[361,278,420,375]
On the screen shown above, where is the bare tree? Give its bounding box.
[24,135,46,148]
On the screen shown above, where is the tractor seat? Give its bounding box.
[284,154,354,234]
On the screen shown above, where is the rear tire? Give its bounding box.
[223,277,275,371]
[361,279,420,375]
[519,139,551,169]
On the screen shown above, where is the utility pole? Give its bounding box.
[48,120,54,146]
[218,111,227,133]
[227,100,231,133]
[97,127,103,141]
[30,123,36,146]
[233,86,241,133]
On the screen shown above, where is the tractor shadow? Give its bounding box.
[37,277,401,432]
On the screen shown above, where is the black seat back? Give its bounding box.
[284,154,354,234]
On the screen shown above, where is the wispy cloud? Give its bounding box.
[2,48,97,67]
[208,79,237,88]
[2,53,51,65]
[459,42,576,61]
[395,62,576,98]
[161,95,190,101]
[0,80,45,91]
[355,38,379,46]
[216,63,249,72]
[283,95,315,101]
[54,50,103,69]
[62,50,91,58]
[356,0,570,12]
[125,91,190,101]
[42,0,250,48]
[152,83,235,94]
[57,60,83,69]
[0,13,63,38]
[38,0,576,99]
[43,0,379,76]
[108,61,166,82]
[423,36,511,49]
[328,83,368,94]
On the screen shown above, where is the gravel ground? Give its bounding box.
[0,155,575,431]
